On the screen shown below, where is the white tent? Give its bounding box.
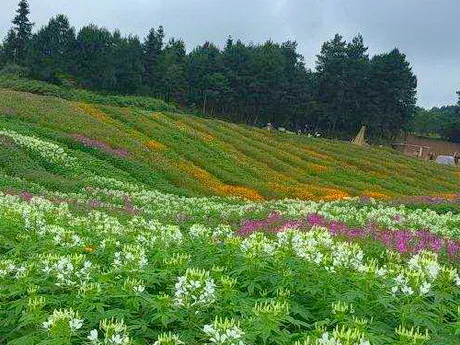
[435,155,455,165]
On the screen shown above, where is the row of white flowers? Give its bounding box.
[0,129,78,169]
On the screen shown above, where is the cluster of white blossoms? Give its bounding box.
[188,223,234,241]
[0,259,27,279]
[389,251,460,296]
[189,223,212,238]
[277,228,366,272]
[174,268,216,308]
[41,254,93,287]
[113,244,148,271]
[0,129,77,169]
[203,318,246,345]
[88,319,131,345]
[211,224,234,241]
[241,232,278,258]
[51,227,83,247]
[42,308,83,334]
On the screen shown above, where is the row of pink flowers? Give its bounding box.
[72,134,129,158]
[237,212,460,260]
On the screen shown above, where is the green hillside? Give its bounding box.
[0,84,458,201]
[1,83,460,345]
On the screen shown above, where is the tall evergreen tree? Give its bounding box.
[367,49,417,141]
[4,0,34,64]
[75,25,115,90]
[280,41,315,129]
[158,38,188,104]
[1,30,17,65]
[221,39,254,122]
[316,34,348,132]
[142,26,165,94]
[113,33,143,93]
[26,14,76,82]
[442,91,460,142]
[343,35,370,132]
[188,42,227,115]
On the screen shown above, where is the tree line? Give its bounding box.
[412,103,460,143]
[1,0,451,143]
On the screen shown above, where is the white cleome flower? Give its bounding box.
[88,329,99,342]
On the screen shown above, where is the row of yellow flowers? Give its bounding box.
[177,162,264,201]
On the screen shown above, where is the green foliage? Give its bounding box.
[412,104,460,143]
[0,76,177,112]
[315,36,417,142]
[142,26,165,92]
[4,0,34,65]
[26,14,76,83]
[0,62,29,77]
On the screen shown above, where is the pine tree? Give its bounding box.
[316,34,348,133]
[5,0,34,64]
[368,49,417,141]
[445,91,460,142]
[142,26,165,93]
[343,34,370,133]
[27,14,76,82]
[188,42,226,114]
[158,38,187,103]
[1,29,17,65]
[75,25,115,90]
[113,34,143,93]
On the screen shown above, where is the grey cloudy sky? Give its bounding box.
[1,0,459,108]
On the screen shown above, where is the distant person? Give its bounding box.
[428,152,435,161]
[454,152,459,165]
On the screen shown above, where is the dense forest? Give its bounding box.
[1,0,458,142]
[412,105,460,143]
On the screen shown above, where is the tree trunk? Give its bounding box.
[203,91,207,116]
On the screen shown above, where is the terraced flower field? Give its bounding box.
[0,87,458,201]
[0,85,459,344]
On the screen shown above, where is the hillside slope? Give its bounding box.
[0,88,458,201]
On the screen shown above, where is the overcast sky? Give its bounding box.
[1,0,459,108]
